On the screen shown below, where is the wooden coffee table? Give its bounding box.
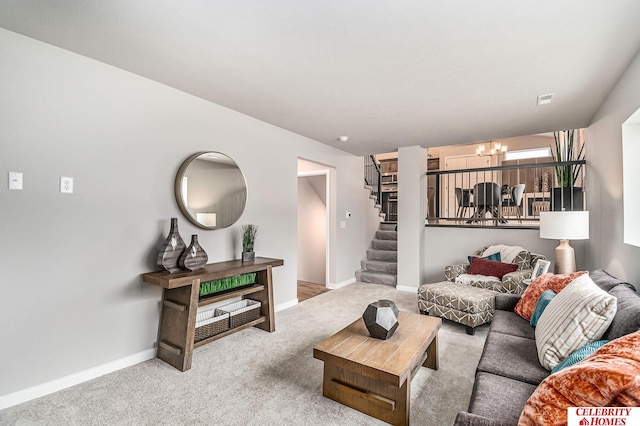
[313,311,442,425]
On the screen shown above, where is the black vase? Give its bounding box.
[180,235,208,271]
[157,218,186,273]
[551,187,583,211]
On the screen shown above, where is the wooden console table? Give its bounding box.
[142,257,284,371]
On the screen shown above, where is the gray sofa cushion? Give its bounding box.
[489,310,535,340]
[589,269,640,340]
[590,268,634,292]
[494,293,520,311]
[466,372,538,425]
[602,283,640,340]
[476,332,549,385]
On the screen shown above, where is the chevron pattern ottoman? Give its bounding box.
[418,281,497,335]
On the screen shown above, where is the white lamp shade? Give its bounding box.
[539,211,589,240]
[196,212,217,227]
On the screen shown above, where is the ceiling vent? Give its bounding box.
[537,93,554,105]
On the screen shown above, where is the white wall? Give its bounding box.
[0,29,372,401]
[622,111,640,247]
[585,49,640,289]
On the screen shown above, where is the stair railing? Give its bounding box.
[364,155,382,207]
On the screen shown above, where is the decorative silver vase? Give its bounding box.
[179,235,208,271]
[157,218,186,273]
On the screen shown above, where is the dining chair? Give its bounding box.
[502,184,526,223]
[455,187,474,222]
[469,182,504,225]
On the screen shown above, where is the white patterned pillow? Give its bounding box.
[535,274,617,370]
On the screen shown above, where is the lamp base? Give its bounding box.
[554,239,576,274]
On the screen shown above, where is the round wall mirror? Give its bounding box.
[174,152,248,230]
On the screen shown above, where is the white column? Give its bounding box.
[397,146,428,290]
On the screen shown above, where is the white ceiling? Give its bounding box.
[1,1,639,155]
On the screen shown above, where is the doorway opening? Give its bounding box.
[297,159,332,301]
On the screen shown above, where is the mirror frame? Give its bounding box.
[174,151,248,230]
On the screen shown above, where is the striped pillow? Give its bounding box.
[535,274,617,370]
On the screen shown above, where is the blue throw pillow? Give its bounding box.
[551,340,609,374]
[530,290,556,328]
[468,252,501,264]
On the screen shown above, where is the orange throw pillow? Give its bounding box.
[514,272,587,321]
[519,330,640,426]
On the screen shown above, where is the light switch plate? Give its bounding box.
[9,172,23,190]
[60,176,73,194]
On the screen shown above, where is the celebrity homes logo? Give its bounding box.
[568,407,639,426]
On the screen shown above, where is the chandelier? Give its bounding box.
[477,141,507,156]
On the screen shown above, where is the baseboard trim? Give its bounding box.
[275,298,298,312]
[327,277,356,290]
[0,348,157,410]
[396,285,418,293]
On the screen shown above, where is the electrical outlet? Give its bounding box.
[60,176,73,194]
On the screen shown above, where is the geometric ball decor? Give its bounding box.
[362,299,400,340]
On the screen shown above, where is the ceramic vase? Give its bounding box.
[180,234,208,271]
[157,218,186,273]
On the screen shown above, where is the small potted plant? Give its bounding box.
[551,129,585,211]
[241,224,258,262]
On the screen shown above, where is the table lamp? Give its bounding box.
[539,211,589,274]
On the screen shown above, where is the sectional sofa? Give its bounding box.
[454,269,640,425]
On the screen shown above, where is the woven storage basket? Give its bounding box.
[215,299,261,328]
[194,310,230,342]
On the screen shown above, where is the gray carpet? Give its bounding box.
[0,282,489,425]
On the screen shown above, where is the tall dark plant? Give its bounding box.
[241,224,258,252]
[552,130,585,188]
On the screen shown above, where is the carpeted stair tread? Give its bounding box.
[366,249,397,262]
[375,230,397,240]
[355,270,397,286]
[371,239,397,250]
[361,259,397,273]
[379,223,397,231]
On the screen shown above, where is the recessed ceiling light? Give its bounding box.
[338,136,349,143]
[537,93,554,105]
